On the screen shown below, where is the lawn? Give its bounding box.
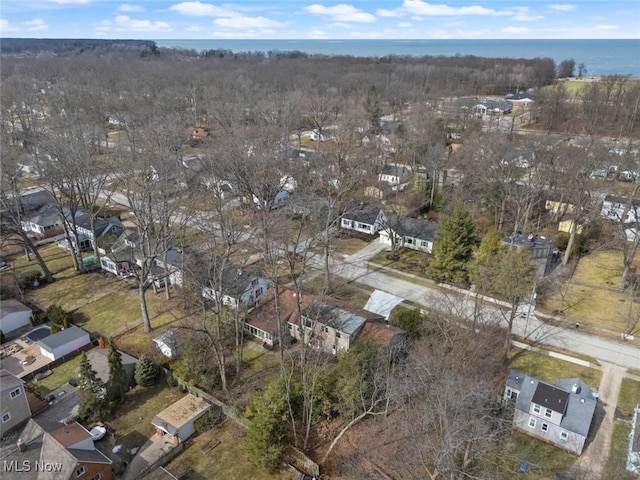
[602,421,633,480]
[302,275,372,308]
[29,353,85,394]
[370,247,430,277]
[543,250,640,333]
[617,378,640,417]
[330,236,369,256]
[10,244,78,275]
[166,420,294,480]
[105,383,185,465]
[510,349,601,389]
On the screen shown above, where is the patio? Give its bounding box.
[0,337,52,378]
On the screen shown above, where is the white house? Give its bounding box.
[152,394,210,446]
[153,329,184,359]
[505,370,597,455]
[340,206,388,236]
[379,215,438,253]
[379,164,411,188]
[36,325,91,361]
[201,257,270,309]
[0,299,33,334]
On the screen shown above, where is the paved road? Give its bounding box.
[312,247,640,370]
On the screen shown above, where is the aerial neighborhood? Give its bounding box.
[1,40,640,480]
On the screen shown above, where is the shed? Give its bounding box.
[0,299,33,334]
[36,325,91,361]
[153,329,184,359]
[152,394,210,445]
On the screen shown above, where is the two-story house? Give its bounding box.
[502,234,554,277]
[505,370,597,455]
[201,255,269,309]
[289,299,384,355]
[601,194,640,224]
[0,370,33,438]
[378,164,411,188]
[60,210,124,253]
[0,418,114,480]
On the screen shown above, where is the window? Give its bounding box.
[90,474,102,480]
[541,423,549,432]
[532,404,541,414]
[335,331,341,339]
[9,387,22,399]
[544,408,553,419]
[323,326,329,333]
[74,466,86,478]
[2,413,11,423]
[560,431,568,442]
[528,417,536,428]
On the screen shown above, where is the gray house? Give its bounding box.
[379,215,438,253]
[340,206,387,236]
[503,234,554,277]
[505,370,597,455]
[0,369,32,438]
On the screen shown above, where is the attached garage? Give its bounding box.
[37,325,91,361]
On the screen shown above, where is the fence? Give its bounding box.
[22,338,99,383]
[138,442,185,478]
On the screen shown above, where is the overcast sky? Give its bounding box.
[1,1,638,39]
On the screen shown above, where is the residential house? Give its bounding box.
[601,194,640,224]
[245,286,314,347]
[357,322,406,358]
[505,92,535,108]
[200,255,270,309]
[379,164,411,188]
[290,298,384,355]
[154,247,190,288]
[251,175,295,210]
[503,234,554,277]
[21,204,63,237]
[87,348,137,386]
[36,326,91,361]
[0,418,114,480]
[60,210,123,253]
[545,195,576,216]
[558,219,585,235]
[0,370,32,438]
[471,99,513,117]
[505,370,597,455]
[152,394,210,446]
[99,231,138,277]
[379,215,438,253]
[0,299,33,335]
[364,181,392,201]
[340,206,388,236]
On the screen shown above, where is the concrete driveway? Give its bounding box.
[37,383,79,424]
[121,434,177,480]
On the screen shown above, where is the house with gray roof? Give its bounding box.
[36,326,91,361]
[340,206,387,236]
[379,163,411,188]
[503,234,554,277]
[0,369,32,438]
[0,418,113,480]
[379,215,438,253]
[505,369,597,455]
[290,299,384,355]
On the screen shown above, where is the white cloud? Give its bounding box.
[23,18,48,31]
[377,8,403,18]
[304,4,376,23]
[503,26,529,34]
[114,15,171,32]
[48,0,90,4]
[214,15,283,29]
[0,18,19,33]
[402,0,512,16]
[511,7,543,21]
[185,25,204,32]
[547,4,575,12]
[169,1,239,17]
[398,22,412,28]
[117,4,144,13]
[595,24,617,30]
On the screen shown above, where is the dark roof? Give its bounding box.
[342,206,382,225]
[18,190,55,214]
[26,204,61,228]
[506,369,526,391]
[387,215,438,242]
[381,164,410,177]
[506,92,534,101]
[532,382,570,414]
[302,298,383,336]
[246,286,314,335]
[503,233,553,249]
[603,194,640,207]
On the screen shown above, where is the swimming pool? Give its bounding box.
[25,325,51,343]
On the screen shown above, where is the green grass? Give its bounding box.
[602,421,633,480]
[510,349,601,389]
[166,420,294,480]
[106,383,185,464]
[29,353,85,394]
[617,378,640,417]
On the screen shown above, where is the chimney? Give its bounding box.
[17,439,26,452]
[571,384,580,394]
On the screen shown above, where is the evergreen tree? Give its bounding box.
[77,351,109,421]
[365,84,381,134]
[427,203,476,285]
[45,304,69,334]
[107,338,128,402]
[468,229,505,293]
[245,377,289,471]
[134,355,158,387]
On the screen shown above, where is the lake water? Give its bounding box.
[154,39,640,77]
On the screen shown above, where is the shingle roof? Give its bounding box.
[0,299,32,318]
[342,206,382,225]
[0,369,25,391]
[532,382,569,414]
[387,215,438,242]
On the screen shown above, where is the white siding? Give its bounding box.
[0,311,32,334]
